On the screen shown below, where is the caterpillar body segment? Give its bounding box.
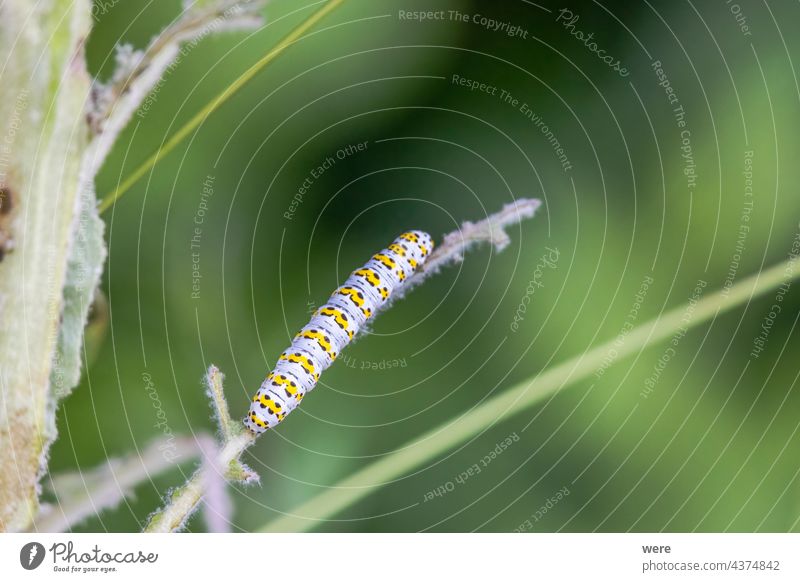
[263,372,307,405]
[341,274,385,309]
[352,267,391,301]
[306,315,353,356]
[293,326,338,366]
[278,348,321,382]
[330,285,374,323]
[326,292,370,329]
[244,231,433,433]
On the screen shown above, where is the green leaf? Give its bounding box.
[50,185,106,402]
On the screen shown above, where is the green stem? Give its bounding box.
[206,365,240,442]
[98,0,346,213]
[260,257,798,532]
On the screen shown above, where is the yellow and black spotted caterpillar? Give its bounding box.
[244,230,434,434]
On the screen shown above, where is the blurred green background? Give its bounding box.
[51,0,800,531]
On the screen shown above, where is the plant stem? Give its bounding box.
[260,257,799,532]
[98,0,346,213]
[143,432,254,532]
[34,436,204,533]
[86,1,267,174]
[373,199,543,324]
[412,199,542,281]
[206,365,239,441]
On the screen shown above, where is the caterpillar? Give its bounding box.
[244,230,434,434]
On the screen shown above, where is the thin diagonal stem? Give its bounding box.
[34,436,204,532]
[98,0,345,213]
[260,257,799,532]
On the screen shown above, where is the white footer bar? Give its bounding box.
[1,533,796,581]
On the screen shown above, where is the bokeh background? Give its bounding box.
[51,0,800,531]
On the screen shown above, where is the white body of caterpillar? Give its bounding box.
[244,230,434,434]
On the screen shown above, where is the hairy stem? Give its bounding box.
[143,432,254,532]
[33,436,205,533]
[98,0,346,213]
[86,0,268,174]
[260,256,799,532]
[367,199,543,327]
[409,199,541,286]
[206,365,239,441]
